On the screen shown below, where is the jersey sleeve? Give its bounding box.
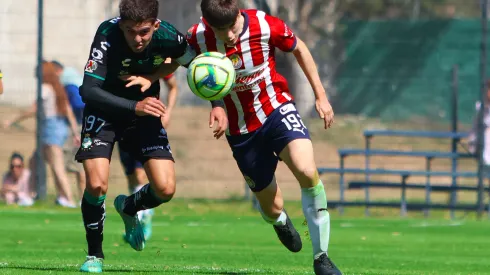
[83,33,110,82]
[79,21,137,115]
[159,21,196,66]
[0,69,3,79]
[163,73,174,81]
[185,24,201,55]
[265,15,297,52]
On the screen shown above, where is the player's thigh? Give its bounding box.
[75,109,117,163]
[131,116,175,196]
[130,116,173,164]
[226,133,278,192]
[279,139,318,188]
[75,109,117,195]
[83,158,110,196]
[267,103,317,188]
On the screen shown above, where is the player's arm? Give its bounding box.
[149,60,181,83]
[163,74,178,112]
[291,38,327,101]
[0,69,4,94]
[291,38,333,128]
[79,34,139,115]
[268,15,333,128]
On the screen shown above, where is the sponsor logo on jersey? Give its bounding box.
[232,67,266,92]
[153,55,165,66]
[229,54,243,69]
[122,59,131,67]
[84,60,98,73]
[284,23,294,38]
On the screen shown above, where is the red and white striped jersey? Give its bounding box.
[186,9,297,136]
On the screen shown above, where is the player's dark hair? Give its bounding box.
[119,0,159,23]
[201,0,240,28]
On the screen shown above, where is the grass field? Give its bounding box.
[0,199,488,275]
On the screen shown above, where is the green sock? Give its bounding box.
[301,180,330,259]
[83,190,106,206]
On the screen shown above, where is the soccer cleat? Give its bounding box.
[114,195,145,251]
[273,214,302,252]
[140,208,154,240]
[80,256,103,273]
[122,209,154,243]
[313,253,342,275]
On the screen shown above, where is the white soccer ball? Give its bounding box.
[186,52,236,101]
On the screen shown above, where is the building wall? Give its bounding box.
[0,0,118,106]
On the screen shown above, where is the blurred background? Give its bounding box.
[0,0,488,208]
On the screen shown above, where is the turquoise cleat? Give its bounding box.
[140,208,154,241]
[123,208,154,243]
[80,256,103,273]
[114,195,145,251]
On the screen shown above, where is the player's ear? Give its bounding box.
[153,20,160,30]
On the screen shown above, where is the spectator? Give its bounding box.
[51,60,86,202]
[1,152,33,206]
[2,61,80,208]
[468,79,490,165]
[0,69,3,94]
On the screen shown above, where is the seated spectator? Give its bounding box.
[2,61,80,208]
[1,152,33,206]
[468,79,490,165]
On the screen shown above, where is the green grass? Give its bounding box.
[0,199,489,275]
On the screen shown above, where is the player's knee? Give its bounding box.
[296,166,319,188]
[86,178,108,196]
[151,178,176,199]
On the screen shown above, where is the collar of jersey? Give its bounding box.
[238,10,249,38]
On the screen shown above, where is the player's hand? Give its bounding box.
[135,97,166,117]
[315,98,334,129]
[119,75,153,92]
[160,109,171,129]
[209,107,228,139]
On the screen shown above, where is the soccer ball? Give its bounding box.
[187,52,236,101]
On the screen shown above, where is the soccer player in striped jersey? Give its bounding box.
[186,1,341,274]
[122,0,342,273]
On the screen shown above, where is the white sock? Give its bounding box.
[133,184,145,193]
[301,180,330,259]
[259,206,287,226]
